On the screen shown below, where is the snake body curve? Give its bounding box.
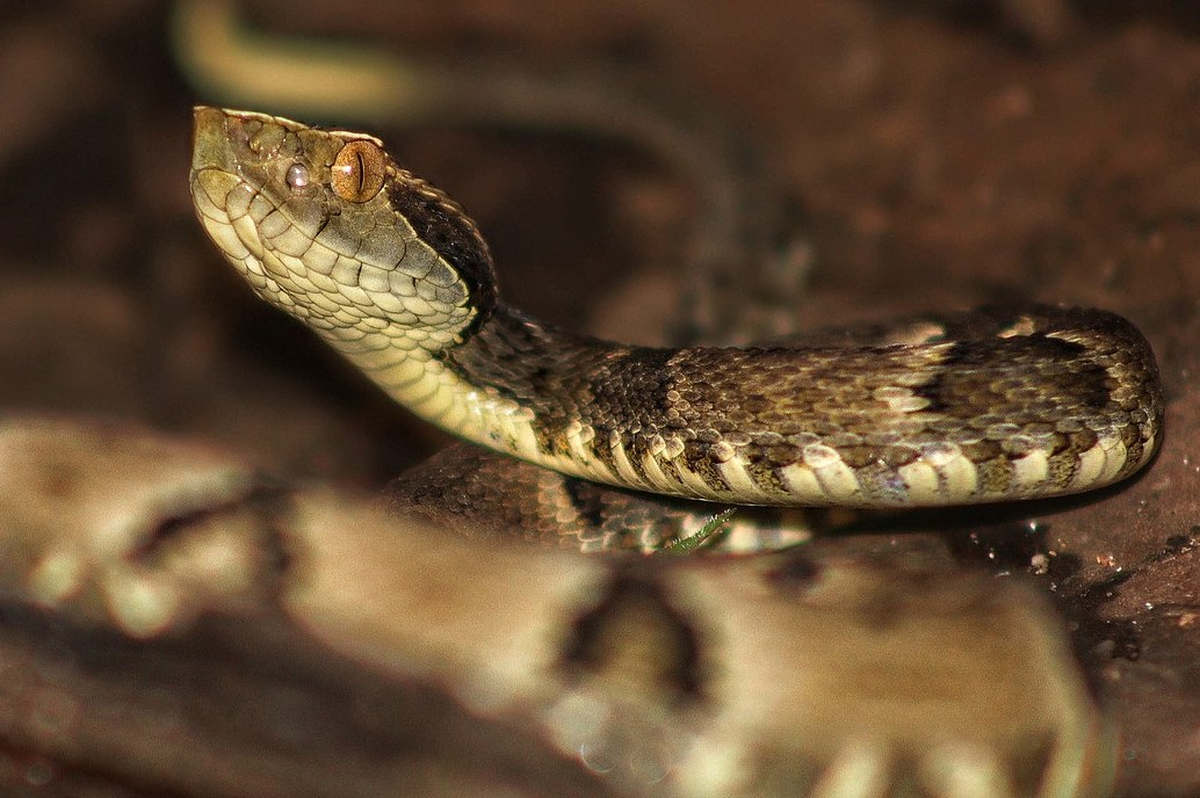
[189,106,1162,510]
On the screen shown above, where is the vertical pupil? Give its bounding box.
[331,140,383,202]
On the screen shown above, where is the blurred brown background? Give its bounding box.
[1,1,1199,793]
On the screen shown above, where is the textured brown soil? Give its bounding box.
[0,1,1198,794]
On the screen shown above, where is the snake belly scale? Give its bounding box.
[189,106,1162,510]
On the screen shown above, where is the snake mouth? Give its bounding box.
[189,107,275,271]
[189,111,270,283]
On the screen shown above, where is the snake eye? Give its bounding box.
[331,139,386,202]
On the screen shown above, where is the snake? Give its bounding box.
[188,106,1162,516]
[0,10,1159,796]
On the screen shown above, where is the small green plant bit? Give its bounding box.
[662,508,737,554]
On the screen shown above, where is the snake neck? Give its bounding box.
[337,302,640,472]
[441,304,632,415]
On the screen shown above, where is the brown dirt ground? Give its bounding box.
[1,1,1198,794]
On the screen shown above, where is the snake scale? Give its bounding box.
[189,106,1162,515]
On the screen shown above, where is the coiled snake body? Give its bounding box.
[189,106,1162,513]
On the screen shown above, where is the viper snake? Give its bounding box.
[189,107,1161,515]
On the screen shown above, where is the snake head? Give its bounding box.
[189,106,497,351]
